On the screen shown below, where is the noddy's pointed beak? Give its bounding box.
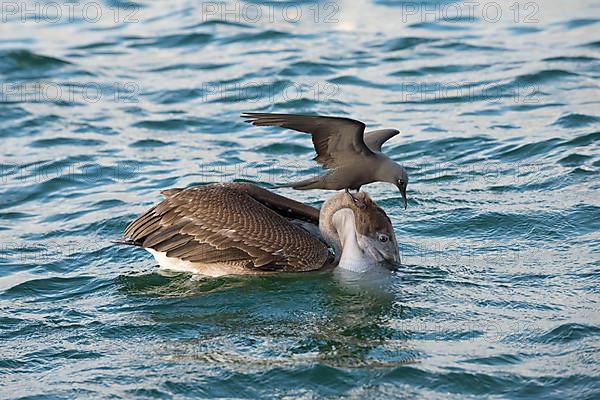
[397,181,407,210]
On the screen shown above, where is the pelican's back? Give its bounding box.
[123,183,329,275]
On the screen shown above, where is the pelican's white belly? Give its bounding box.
[146,249,250,277]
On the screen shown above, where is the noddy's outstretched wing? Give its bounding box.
[124,184,328,272]
[364,129,400,152]
[242,113,374,169]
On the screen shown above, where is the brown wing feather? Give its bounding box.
[363,129,400,152]
[124,184,329,272]
[225,182,320,223]
[242,113,373,169]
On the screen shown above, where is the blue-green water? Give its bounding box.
[1,0,599,398]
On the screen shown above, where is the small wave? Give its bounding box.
[378,37,439,52]
[461,353,522,366]
[459,109,503,117]
[132,118,205,131]
[91,199,127,210]
[408,22,471,31]
[147,62,232,73]
[564,18,600,29]
[507,26,542,34]
[28,138,106,148]
[571,166,596,175]
[0,49,71,75]
[1,275,109,301]
[417,209,573,241]
[329,75,387,89]
[505,102,565,112]
[432,41,506,52]
[421,126,447,133]
[0,105,30,124]
[553,113,600,128]
[0,211,33,220]
[490,123,520,130]
[582,40,600,48]
[534,323,600,344]
[384,367,518,396]
[511,69,579,85]
[493,138,562,161]
[73,124,118,136]
[562,131,600,147]
[280,61,337,77]
[116,271,240,297]
[542,56,598,63]
[393,135,496,160]
[559,153,593,167]
[390,63,490,76]
[477,298,559,311]
[560,204,600,235]
[129,139,172,148]
[187,19,254,30]
[221,30,296,45]
[128,32,213,49]
[147,88,204,105]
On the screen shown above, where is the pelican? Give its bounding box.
[119,183,400,276]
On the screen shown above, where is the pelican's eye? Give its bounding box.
[378,233,389,243]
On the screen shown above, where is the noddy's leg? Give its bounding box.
[344,187,354,200]
[345,188,365,208]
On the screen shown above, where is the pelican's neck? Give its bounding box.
[319,203,374,273]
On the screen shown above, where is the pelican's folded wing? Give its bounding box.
[226,182,320,223]
[124,184,329,272]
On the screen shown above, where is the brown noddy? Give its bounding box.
[242,113,409,209]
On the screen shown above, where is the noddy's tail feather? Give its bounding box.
[271,183,293,189]
[275,176,322,190]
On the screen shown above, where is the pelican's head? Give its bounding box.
[320,191,400,273]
